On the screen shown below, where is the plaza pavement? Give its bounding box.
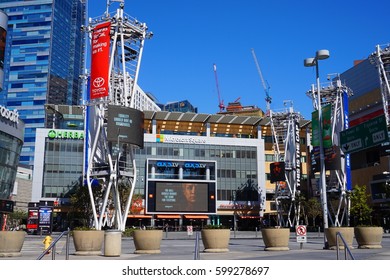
[1,230,390,261]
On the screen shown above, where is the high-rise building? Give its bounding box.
[0,0,86,167]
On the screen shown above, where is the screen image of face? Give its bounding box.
[155,182,208,212]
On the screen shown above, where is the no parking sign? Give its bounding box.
[296,225,307,243]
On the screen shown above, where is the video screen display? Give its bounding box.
[147,181,216,214]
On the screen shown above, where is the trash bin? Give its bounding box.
[104,230,122,257]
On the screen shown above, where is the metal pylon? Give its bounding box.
[369,43,390,126]
[306,77,353,227]
[270,101,303,227]
[84,1,152,230]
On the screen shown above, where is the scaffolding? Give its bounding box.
[84,1,152,231]
[306,76,353,227]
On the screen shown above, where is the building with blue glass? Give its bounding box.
[0,0,86,167]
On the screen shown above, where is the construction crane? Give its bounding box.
[213,63,225,112]
[251,48,272,114]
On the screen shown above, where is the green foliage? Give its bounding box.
[73,226,97,231]
[67,182,103,228]
[304,198,322,226]
[350,185,372,226]
[123,227,136,237]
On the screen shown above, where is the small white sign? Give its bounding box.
[187,225,193,236]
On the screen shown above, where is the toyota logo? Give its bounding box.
[93,77,105,88]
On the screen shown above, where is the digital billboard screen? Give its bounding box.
[147,181,216,214]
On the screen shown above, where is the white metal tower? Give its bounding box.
[306,76,353,227]
[269,102,303,227]
[84,0,152,231]
[369,44,390,126]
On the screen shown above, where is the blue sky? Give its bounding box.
[88,0,390,120]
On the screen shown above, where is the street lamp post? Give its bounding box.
[304,50,330,249]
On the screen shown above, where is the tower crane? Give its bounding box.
[213,63,225,112]
[251,48,271,114]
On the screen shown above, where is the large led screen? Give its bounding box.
[147,181,216,214]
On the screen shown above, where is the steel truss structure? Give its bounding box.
[369,44,390,126]
[306,77,353,227]
[270,102,303,227]
[84,1,152,230]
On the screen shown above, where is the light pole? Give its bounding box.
[304,50,330,248]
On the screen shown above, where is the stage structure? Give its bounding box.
[306,76,353,227]
[269,101,303,227]
[370,44,390,126]
[84,1,153,231]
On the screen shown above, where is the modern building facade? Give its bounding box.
[0,0,86,167]
[340,53,390,228]
[0,104,24,223]
[31,106,311,230]
[158,100,198,113]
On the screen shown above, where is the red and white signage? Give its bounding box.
[90,21,111,99]
[296,225,307,243]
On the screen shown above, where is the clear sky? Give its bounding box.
[88,0,390,120]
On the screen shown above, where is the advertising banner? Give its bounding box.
[90,21,111,99]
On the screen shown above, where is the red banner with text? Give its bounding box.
[90,21,111,99]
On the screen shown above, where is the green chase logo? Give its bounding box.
[48,130,84,140]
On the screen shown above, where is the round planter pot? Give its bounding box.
[324,227,354,250]
[72,230,104,255]
[261,228,290,251]
[133,230,163,254]
[0,231,26,257]
[201,229,230,253]
[354,226,383,249]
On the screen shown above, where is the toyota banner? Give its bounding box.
[90,21,111,99]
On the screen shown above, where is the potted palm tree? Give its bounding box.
[350,184,383,249]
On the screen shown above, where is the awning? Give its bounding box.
[184,215,209,219]
[127,214,153,218]
[156,215,181,219]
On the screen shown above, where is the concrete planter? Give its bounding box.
[324,227,354,250]
[0,231,26,257]
[72,230,104,255]
[354,226,383,249]
[201,229,230,253]
[261,228,290,251]
[133,230,163,254]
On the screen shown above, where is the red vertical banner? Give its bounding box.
[90,21,111,99]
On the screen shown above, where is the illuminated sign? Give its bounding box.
[184,162,206,169]
[47,129,84,140]
[107,105,144,148]
[156,161,179,168]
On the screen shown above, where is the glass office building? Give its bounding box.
[0,0,86,167]
[0,104,24,200]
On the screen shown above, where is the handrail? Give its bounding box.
[194,231,200,260]
[37,229,71,260]
[335,231,355,260]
